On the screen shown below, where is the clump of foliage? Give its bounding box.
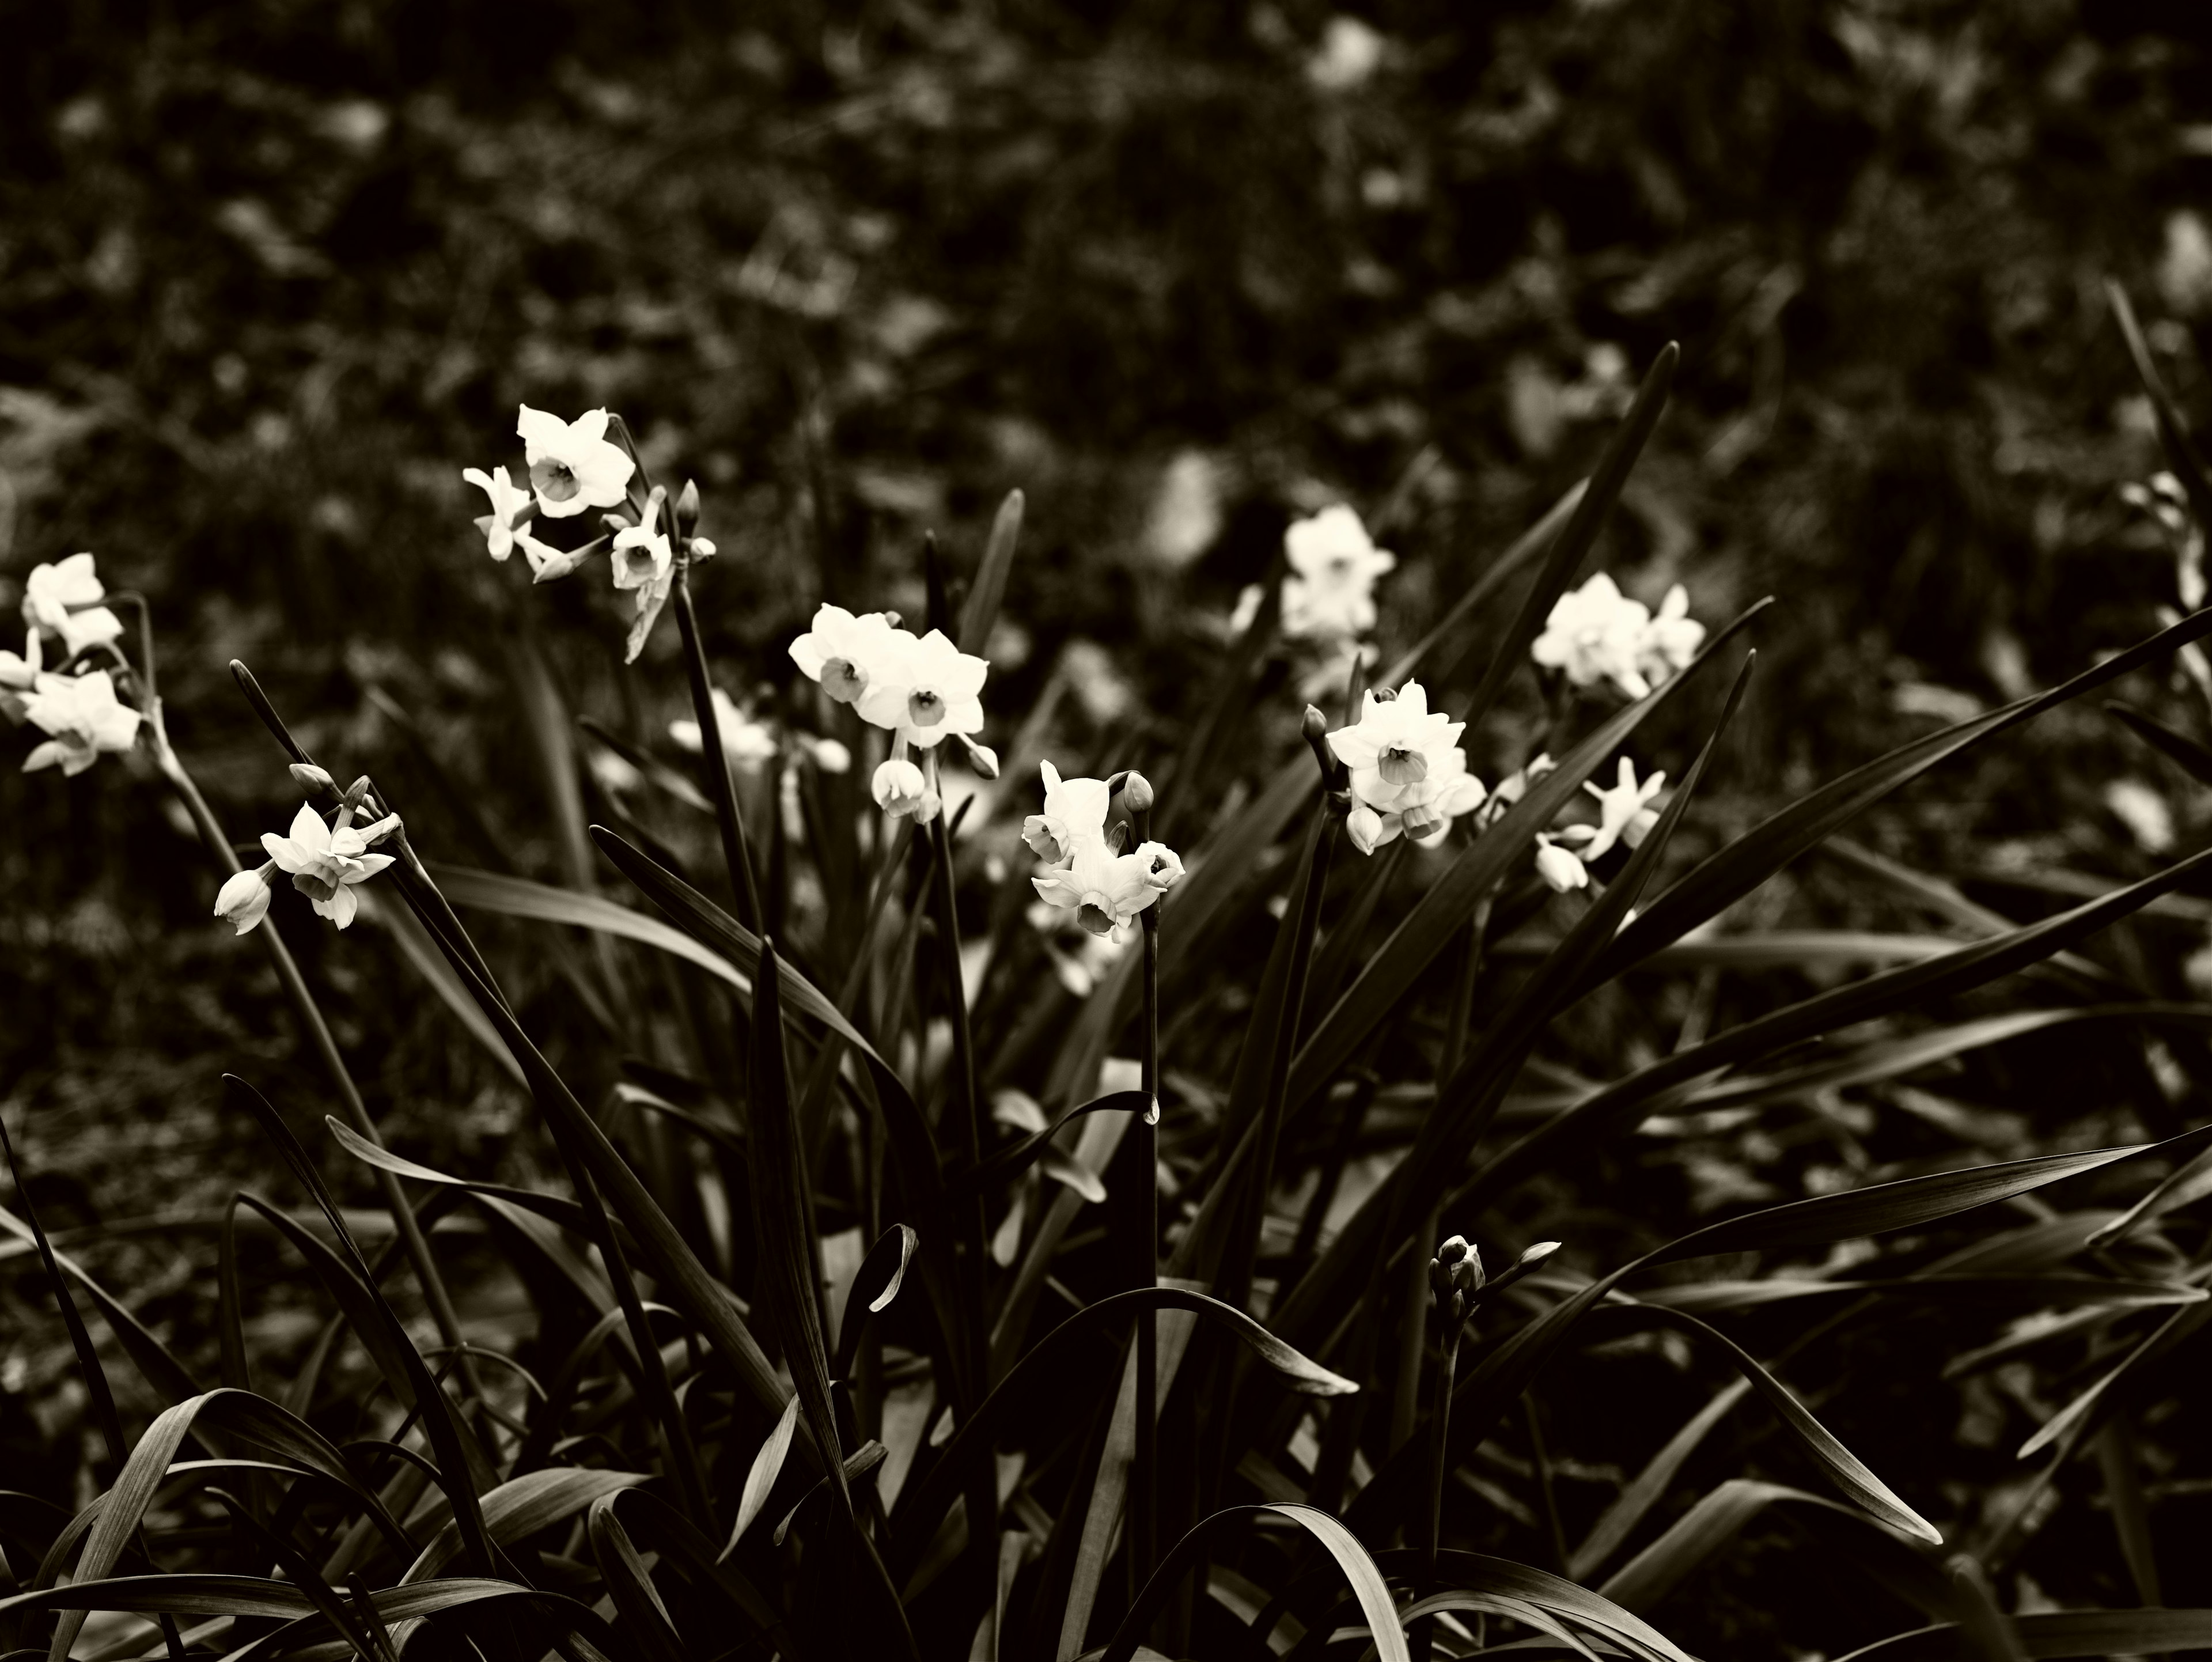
[9,308,2212,1661]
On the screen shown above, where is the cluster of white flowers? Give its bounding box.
[1282,505,1396,643]
[213,796,403,935]
[787,604,994,823]
[1531,757,1666,893]
[1531,573,1705,700]
[5,553,141,775]
[1022,762,1184,941]
[1325,682,1487,855]
[464,406,718,664]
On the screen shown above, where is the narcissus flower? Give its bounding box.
[1282,505,1396,642]
[22,553,124,658]
[516,406,635,519]
[0,629,40,723]
[789,605,903,706]
[213,865,275,936]
[1022,760,1111,865]
[261,802,399,929]
[1326,682,1466,810]
[1031,835,1168,940]
[21,669,141,775]
[1635,585,1705,685]
[669,687,778,771]
[462,465,535,560]
[612,491,675,595]
[1533,832,1589,894]
[856,628,988,748]
[1532,573,1653,698]
[1561,758,1665,862]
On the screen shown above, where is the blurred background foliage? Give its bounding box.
[6,0,2212,1646]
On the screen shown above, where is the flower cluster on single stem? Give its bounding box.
[1532,571,1705,701]
[1023,763,1184,941]
[5,552,141,775]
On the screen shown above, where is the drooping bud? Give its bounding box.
[1122,771,1154,814]
[955,734,1001,779]
[1429,1233,1484,1324]
[214,864,275,936]
[1346,804,1384,855]
[691,537,717,559]
[289,763,337,798]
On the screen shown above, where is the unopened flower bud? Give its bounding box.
[1301,705,1330,744]
[1516,1241,1561,1270]
[1346,804,1384,855]
[956,735,1001,779]
[691,536,717,559]
[214,864,275,936]
[872,758,938,821]
[1122,771,1154,814]
[674,478,701,537]
[1533,835,1588,894]
[289,763,337,797]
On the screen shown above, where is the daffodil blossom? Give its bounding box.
[1281,505,1396,642]
[462,465,535,561]
[670,687,778,772]
[22,553,124,658]
[871,754,940,821]
[1635,585,1705,686]
[213,865,275,936]
[260,801,399,929]
[1531,573,1653,698]
[1560,758,1666,862]
[1031,834,1168,940]
[1022,760,1111,865]
[789,604,903,706]
[612,492,674,596]
[1325,682,1467,811]
[516,406,635,519]
[21,669,141,775]
[0,628,40,724]
[855,627,988,749]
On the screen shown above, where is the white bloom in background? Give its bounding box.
[22,553,124,658]
[1022,759,1111,865]
[260,801,399,929]
[1533,832,1589,893]
[213,866,275,936]
[1031,834,1167,940]
[855,627,988,748]
[516,406,635,518]
[1307,15,1385,92]
[669,687,778,771]
[1532,573,1653,697]
[0,629,41,723]
[1562,758,1666,861]
[789,604,903,706]
[1028,898,1129,997]
[461,465,534,561]
[1636,585,1705,685]
[1282,505,1396,642]
[1480,752,1558,826]
[871,755,940,822]
[1228,582,1266,636]
[612,492,674,595]
[21,669,141,775]
[796,734,851,774]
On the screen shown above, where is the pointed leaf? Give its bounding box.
[957,489,1025,655]
[725,1396,802,1558]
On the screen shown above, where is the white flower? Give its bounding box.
[1135,841,1184,891]
[1031,834,1165,940]
[670,688,778,771]
[1022,759,1111,865]
[1327,682,1466,807]
[871,756,940,822]
[1028,898,1129,997]
[21,669,141,775]
[515,528,590,584]
[0,629,41,723]
[855,627,989,749]
[261,802,399,929]
[516,406,635,519]
[612,491,674,595]
[1532,573,1653,698]
[798,735,851,774]
[789,604,903,706]
[1282,505,1396,642]
[1480,753,1557,826]
[1561,758,1666,862]
[213,866,275,936]
[1533,833,1589,894]
[1346,804,1385,855]
[22,553,124,658]
[1635,585,1705,686]
[461,465,535,561]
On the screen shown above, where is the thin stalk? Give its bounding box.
[1414,1320,1464,1662]
[151,718,483,1419]
[1130,805,1163,1600]
[1524,1392,1570,1573]
[671,562,765,932]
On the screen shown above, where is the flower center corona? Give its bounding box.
[907,688,945,726]
[529,458,581,503]
[823,658,866,703]
[1378,744,1427,786]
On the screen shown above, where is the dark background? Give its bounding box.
[5,0,2212,1647]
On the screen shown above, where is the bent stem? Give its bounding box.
[672,560,766,933]
[149,711,486,1422]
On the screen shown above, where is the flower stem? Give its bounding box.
[1415,1319,1464,1662]
[1130,807,1163,1598]
[671,562,765,933]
